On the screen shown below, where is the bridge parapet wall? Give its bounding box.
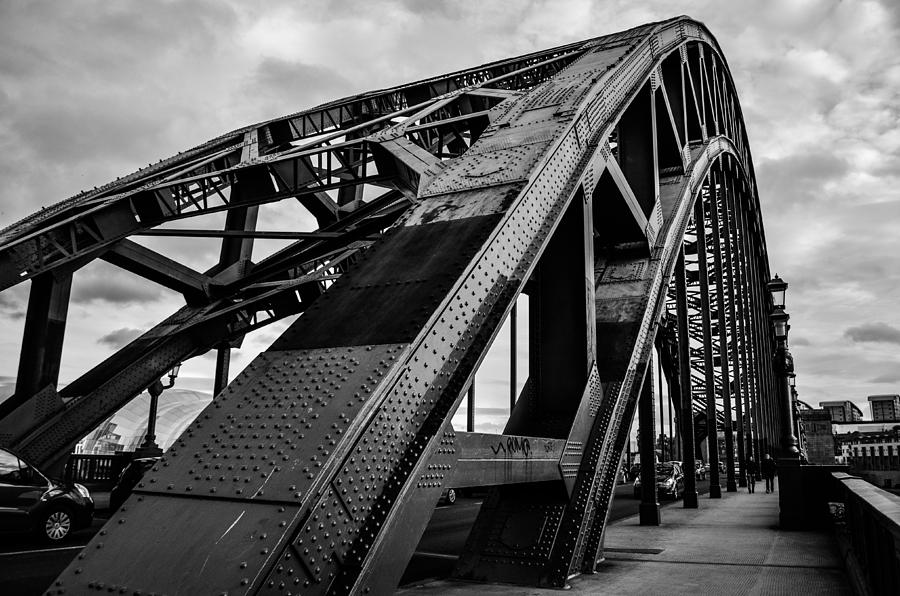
[780,466,900,595]
[831,471,900,596]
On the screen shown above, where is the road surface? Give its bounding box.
[0,479,715,594]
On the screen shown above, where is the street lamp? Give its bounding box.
[768,274,787,309]
[167,363,181,385]
[767,277,799,459]
[135,363,182,458]
[788,372,804,456]
[770,306,789,342]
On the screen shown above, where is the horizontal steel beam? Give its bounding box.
[451,432,566,486]
[135,229,349,240]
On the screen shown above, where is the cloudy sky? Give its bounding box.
[1,0,899,425]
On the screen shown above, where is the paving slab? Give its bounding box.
[398,481,852,595]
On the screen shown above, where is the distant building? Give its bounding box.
[798,408,835,465]
[819,400,863,422]
[836,425,900,489]
[76,388,212,454]
[867,394,900,421]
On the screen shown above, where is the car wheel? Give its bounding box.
[445,488,457,505]
[41,507,73,542]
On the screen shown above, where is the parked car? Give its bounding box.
[109,456,161,511]
[633,462,685,500]
[0,448,94,542]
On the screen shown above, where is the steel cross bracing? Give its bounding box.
[0,23,601,467]
[0,15,785,594]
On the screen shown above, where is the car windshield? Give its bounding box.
[656,464,674,475]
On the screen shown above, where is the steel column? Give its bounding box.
[658,351,666,460]
[467,382,475,432]
[708,170,737,492]
[639,367,660,525]
[695,196,721,498]
[738,195,763,464]
[736,195,766,458]
[723,166,759,470]
[745,201,776,456]
[720,165,748,485]
[675,247,698,508]
[13,271,72,403]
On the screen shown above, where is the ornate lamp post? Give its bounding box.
[788,373,808,462]
[767,275,799,458]
[135,363,181,458]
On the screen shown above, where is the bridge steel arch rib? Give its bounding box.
[2,16,781,594]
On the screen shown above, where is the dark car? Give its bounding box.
[109,457,160,511]
[633,462,685,500]
[0,448,94,542]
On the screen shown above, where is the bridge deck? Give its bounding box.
[400,481,853,595]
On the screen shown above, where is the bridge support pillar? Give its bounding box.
[675,248,698,508]
[639,368,660,525]
[709,171,737,493]
[695,198,721,499]
[721,174,748,488]
[14,271,72,402]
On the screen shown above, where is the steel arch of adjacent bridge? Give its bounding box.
[0,16,788,594]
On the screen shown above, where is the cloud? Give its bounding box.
[67,259,166,306]
[0,285,27,319]
[756,151,849,210]
[844,323,900,345]
[71,275,162,305]
[0,0,898,414]
[247,57,355,117]
[869,371,900,384]
[97,327,145,349]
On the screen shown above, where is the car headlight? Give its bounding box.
[74,483,91,499]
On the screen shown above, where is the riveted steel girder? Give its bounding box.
[0,15,782,595]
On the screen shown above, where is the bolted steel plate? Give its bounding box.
[139,344,406,503]
[53,495,300,595]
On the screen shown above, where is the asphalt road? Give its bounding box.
[400,478,714,585]
[0,513,108,596]
[0,479,714,594]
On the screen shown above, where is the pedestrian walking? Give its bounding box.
[761,454,776,494]
[746,458,758,493]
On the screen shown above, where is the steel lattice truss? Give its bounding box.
[0,16,785,594]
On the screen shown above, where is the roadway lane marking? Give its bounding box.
[1,545,83,557]
[413,551,459,561]
[435,500,483,510]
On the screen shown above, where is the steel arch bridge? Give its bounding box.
[0,15,789,594]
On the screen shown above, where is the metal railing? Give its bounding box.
[832,472,900,595]
[65,453,132,486]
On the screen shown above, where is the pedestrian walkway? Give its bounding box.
[398,481,853,595]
